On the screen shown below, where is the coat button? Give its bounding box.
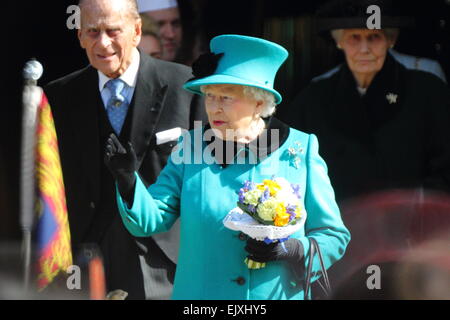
[233,277,246,286]
[238,232,247,241]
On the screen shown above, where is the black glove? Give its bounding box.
[104,133,137,204]
[245,238,304,264]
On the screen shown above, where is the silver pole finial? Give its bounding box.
[23,59,43,82]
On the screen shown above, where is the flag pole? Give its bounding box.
[20,59,43,291]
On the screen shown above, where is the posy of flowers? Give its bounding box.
[223,177,306,269]
[237,178,303,227]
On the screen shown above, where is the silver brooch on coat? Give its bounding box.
[287,141,303,169]
[386,92,398,104]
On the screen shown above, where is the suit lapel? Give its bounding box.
[125,52,168,172]
[124,53,180,262]
[74,66,102,204]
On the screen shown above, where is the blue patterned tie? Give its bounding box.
[105,79,129,135]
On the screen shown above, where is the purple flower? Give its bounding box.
[243,180,255,191]
[291,183,301,199]
[248,205,256,213]
[286,204,297,222]
[286,204,296,214]
[259,188,270,203]
[238,188,246,204]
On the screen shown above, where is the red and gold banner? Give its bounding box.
[35,92,72,290]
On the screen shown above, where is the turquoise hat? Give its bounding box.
[183,34,288,104]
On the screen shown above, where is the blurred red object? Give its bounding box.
[331,189,450,290]
[89,256,106,300]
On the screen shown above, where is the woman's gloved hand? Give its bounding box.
[244,238,304,263]
[104,133,137,204]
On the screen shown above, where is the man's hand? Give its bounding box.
[104,133,137,201]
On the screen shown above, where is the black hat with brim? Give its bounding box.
[316,0,415,37]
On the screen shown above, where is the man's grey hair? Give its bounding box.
[200,85,277,118]
[79,0,140,21]
[331,28,399,43]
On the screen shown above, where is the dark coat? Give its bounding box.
[44,51,206,299]
[277,53,450,203]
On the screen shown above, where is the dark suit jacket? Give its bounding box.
[44,51,206,299]
[278,53,450,203]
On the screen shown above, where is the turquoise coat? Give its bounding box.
[116,125,350,299]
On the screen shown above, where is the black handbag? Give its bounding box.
[304,237,332,300]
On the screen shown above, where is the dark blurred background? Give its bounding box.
[2,0,450,242]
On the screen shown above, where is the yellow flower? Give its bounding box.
[256,180,281,196]
[274,210,291,227]
[273,202,290,226]
[275,202,286,216]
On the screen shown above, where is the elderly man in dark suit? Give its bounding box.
[44,0,206,299]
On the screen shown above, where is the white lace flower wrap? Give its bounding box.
[223,207,307,241]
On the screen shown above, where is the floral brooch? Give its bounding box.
[386,92,398,104]
[287,141,304,169]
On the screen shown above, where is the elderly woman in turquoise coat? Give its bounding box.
[104,34,350,300]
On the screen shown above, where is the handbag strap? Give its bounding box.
[304,237,331,299]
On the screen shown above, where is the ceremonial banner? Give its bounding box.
[34,91,72,290]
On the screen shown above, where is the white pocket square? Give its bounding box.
[156,127,182,145]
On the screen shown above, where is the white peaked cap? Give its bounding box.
[137,0,178,13]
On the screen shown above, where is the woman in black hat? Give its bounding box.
[279,0,450,203]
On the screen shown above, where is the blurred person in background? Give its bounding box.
[137,0,203,66]
[331,192,450,300]
[137,0,182,62]
[138,14,162,59]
